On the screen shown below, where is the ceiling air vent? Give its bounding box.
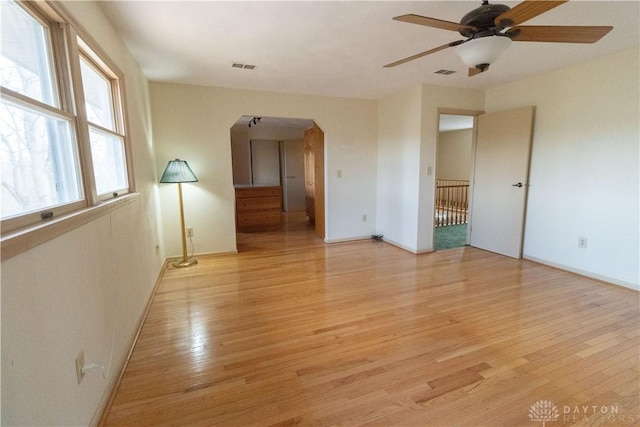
[434,69,456,75]
[232,62,256,70]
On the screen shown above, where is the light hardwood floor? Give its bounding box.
[102,214,639,426]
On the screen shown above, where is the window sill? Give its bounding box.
[1,193,140,262]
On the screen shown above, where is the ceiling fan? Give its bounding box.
[384,0,613,76]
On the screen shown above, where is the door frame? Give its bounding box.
[434,108,484,250]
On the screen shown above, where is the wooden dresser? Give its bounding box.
[235,186,282,232]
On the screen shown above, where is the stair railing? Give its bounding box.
[435,179,469,227]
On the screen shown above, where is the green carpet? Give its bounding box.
[435,224,467,251]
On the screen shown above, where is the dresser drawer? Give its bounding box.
[235,186,283,231]
[236,196,281,212]
[235,186,281,198]
[236,211,282,228]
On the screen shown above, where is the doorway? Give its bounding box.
[230,116,325,239]
[434,113,475,251]
[433,107,535,258]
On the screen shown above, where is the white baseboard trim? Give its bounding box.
[524,255,639,292]
[91,261,167,426]
[324,236,372,244]
[166,250,239,261]
[378,237,418,254]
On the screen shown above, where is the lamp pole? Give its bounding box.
[174,181,197,268]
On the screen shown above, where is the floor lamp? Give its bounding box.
[160,159,198,268]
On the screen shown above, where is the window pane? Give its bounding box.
[80,57,114,130]
[0,1,57,107]
[1,99,82,219]
[89,127,127,195]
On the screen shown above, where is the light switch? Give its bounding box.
[427,166,433,176]
[337,170,343,178]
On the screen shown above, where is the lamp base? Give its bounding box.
[171,258,198,268]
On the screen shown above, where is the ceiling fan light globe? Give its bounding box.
[455,36,512,69]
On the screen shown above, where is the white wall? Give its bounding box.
[151,83,378,256]
[230,125,252,185]
[377,85,483,253]
[1,2,163,425]
[437,129,473,180]
[485,48,639,289]
[377,86,423,251]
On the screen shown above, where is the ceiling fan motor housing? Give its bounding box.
[459,2,511,37]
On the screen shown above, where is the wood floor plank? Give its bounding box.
[101,214,640,426]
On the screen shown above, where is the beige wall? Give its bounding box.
[230,124,252,185]
[486,47,639,289]
[376,85,423,251]
[1,1,163,425]
[437,129,473,181]
[377,84,484,253]
[151,83,379,256]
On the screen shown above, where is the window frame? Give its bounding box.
[1,0,137,258]
[0,89,86,231]
[76,38,132,201]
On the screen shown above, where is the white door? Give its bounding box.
[281,140,306,211]
[469,106,535,258]
[251,139,280,186]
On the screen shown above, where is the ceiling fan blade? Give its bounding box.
[393,14,475,33]
[469,66,488,77]
[384,40,463,68]
[495,0,568,27]
[507,25,613,43]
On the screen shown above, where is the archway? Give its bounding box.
[229,115,325,242]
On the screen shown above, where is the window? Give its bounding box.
[0,1,57,106]
[0,0,132,234]
[0,101,82,219]
[79,51,128,197]
[1,0,83,223]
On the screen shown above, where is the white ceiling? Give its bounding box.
[99,1,640,100]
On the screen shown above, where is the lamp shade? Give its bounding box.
[160,159,198,183]
[455,36,512,69]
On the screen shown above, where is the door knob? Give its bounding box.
[512,182,523,188]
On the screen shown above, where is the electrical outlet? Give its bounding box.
[155,245,160,255]
[186,227,194,237]
[75,350,85,384]
[578,236,588,249]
